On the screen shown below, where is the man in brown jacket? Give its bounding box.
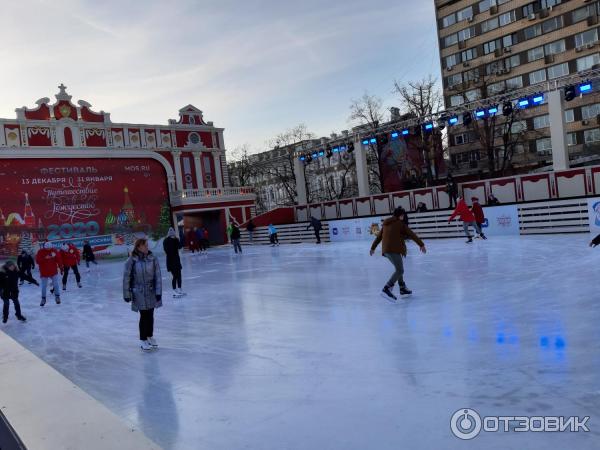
[370,207,426,300]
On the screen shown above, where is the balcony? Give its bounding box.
[170,187,255,206]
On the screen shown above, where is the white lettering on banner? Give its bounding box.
[42,178,101,223]
[40,166,98,175]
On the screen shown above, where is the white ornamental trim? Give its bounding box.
[27,127,50,138]
[85,128,106,138]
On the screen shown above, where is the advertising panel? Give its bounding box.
[481,204,520,236]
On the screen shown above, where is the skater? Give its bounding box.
[36,242,63,306]
[307,216,322,244]
[202,227,210,252]
[82,240,98,271]
[60,243,82,289]
[0,261,27,323]
[163,227,185,298]
[246,220,256,244]
[446,175,458,208]
[448,197,486,243]
[370,207,426,301]
[231,223,242,254]
[487,192,500,206]
[186,228,198,254]
[471,197,486,238]
[416,202,428,213]
[17,250,38,286]
[123,238,162,352]
[195,227,204,253]
[268,224,279,246]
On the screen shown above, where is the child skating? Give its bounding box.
[370,207,426,301]
[0,261,27,323]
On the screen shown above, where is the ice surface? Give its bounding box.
[2,235,600,450]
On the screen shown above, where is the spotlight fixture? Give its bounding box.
[579,81,592,94]
[423,122,434,133]
[564,85,576,102]
[517,97,530,108]
[462,112,472,126]
[502,101,513,116]
[347,142,354,153]
[402,128,410,136]
[413,125,422,136]
[448,116,458,126]
[391,131,400,139]
[531,93,544,105]
[326,147,333,158]
[299,154,306,161]
[306,154,313,163]
[487,105,498,115]
[475,109,486,119]
[369,137,377,144]
[333,146,341,153]
[362,139,369,145]
[437,116,447,130]
[312,152,318,159]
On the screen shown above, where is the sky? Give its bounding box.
[0,0,441,154]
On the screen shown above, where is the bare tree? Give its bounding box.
[349,92,385,193]
[322,152,357,200]
[228,144,256,187]
[393,76,444,185]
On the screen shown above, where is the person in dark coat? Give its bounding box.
[487,192,500,206]
[17,250,38,286]
[471,197,486,233]
[446,176,458,208]
[246,220,256,244]
[0,261,27,323]
[123,238,162,351]
[416,202,428,213]
[307,216,323,244]
[162,228,185,298]
[231,224,242,254]
[82,240,98,271]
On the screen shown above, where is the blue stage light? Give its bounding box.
[312,153,318,158]
[424,122,433,131]
[402,129,409,136]
[487,106,498,115]
[318,151,324,157]
[532,94,544,105]
[579,82,592,93]
[299,155,305,161]
[333,146,340,152]
[518,98,530,108]
[448,116,458,126]
[391,132,399,139]
[370,138,377,144]
[362,139,369,145]
[475,109,486,118]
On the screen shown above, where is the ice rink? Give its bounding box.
[2,235,600,449]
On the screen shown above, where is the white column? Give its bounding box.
[354,139,370,197]
[548,89,570,171]
[194,153,205,190]
[293,155,308,205]
[214,153,223,188]
[172,150,184,191]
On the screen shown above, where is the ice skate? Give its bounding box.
[381,286,397,302]
[40,297,46,307]
[481,233,487,240]
[78,282,82,288]
[399,285,412,296]
[140,340,152,351]
[177,288,186,296]
[466,237,473,243]
[16,315,26,322]
[62,284,66,291]
[2,317,7,324]
[147,337,158,348]
[55,296,61,304]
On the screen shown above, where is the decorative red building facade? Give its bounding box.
[0,84,255,255]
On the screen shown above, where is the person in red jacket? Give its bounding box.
[60,243,82,290]
[471,197,487,238]
[448,197,487,243]
[36,242,63,306]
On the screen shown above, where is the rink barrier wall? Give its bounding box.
[0,410,27,450]
[293,164,600,222]
[238,222,331,245]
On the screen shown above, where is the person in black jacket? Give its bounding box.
[307,216,323,244]
[17,250,39,286]
[246,220,256,244]
[0,261,27,323]
[82,240,98,272]
[231,223,242,254]
[163,227,185,298]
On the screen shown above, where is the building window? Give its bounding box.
[486,61,503,75]
[450,95,464,107]
[503,34,517,48]
[465,89,481,102]
[533,115,550,129]
[582,103,600,120]
[446,73,463,88]
[506,54,521,69]
[446,53,460,68]
[542,16,563,34]
[577,53,600,72]
[484,39,499,55]
[456,6,473,22]
[511,121,527,134]
[572,5,597,23]
[499,11,516,27]
[567,132,577,146]
[488,81,506,95]
[544,39,565,55]
[481,17,499,33]
[584,128,600,144]
[522,3,536,17]
[565,109,574,123]
[527,46,545,62]
[444,33,458,47]
[479,0,495,12]
[541,0,562,7]
[547,63,569,80]
[442,13,457,28]
[458,27,475,41]
[465,68,480,82]
[454,133,467,145]
[536,138,552,153]
[461,48,477,61]
[506,76,523,90]
[524,24,542,40]
[529,69,547,84]
[575,29,599,48]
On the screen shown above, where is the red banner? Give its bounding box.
[0,158,170,256]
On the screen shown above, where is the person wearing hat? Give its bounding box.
[35,242,63,306]
[370,207,426,301]
[471,197,486,238]
[448,197,486,243]
[163,227,185,298]
[0,261,27,323]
